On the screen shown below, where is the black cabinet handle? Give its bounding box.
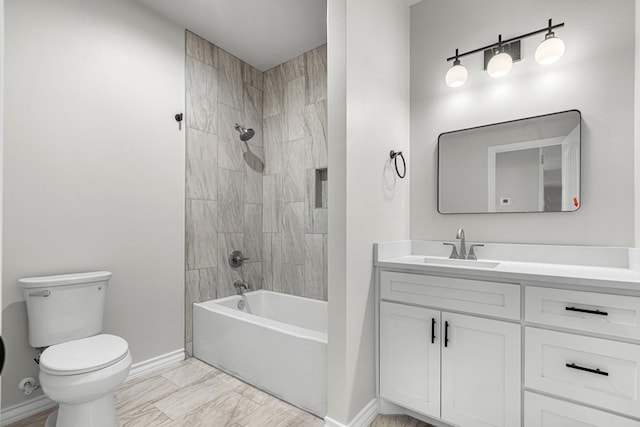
[565,306,608,316]
[0,336,5,375]
[565,362,609,376]
[431,318,436,344]
[444,321,449,347]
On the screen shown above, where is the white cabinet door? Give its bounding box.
[380,301,441,417]
[441,312,521,427]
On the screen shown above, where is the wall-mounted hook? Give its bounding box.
[390,150,406,179]
[175,113,183,131]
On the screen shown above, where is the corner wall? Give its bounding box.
[411,0,636,246]
[327,0,410,423]
[2,0,185,409]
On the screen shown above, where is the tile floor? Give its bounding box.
[8,357,431,427]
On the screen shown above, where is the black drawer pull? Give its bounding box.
[565,306,608,316]
[431,318,436,344]
[565,363,609,376]
[444,321,449,347]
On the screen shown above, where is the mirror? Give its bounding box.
[438,110,581,214]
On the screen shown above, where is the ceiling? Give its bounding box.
[134,0,328,71]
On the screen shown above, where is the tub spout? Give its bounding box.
[234,280,251,295]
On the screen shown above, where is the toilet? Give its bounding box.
[19,271,132,427]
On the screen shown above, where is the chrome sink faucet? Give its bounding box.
[456,228,466,259]
[443,228,484,260]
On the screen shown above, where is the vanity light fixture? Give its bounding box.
[445,18,565,87]
[487,35,513,78]
[535,19,566,65]
[445,49,468,87]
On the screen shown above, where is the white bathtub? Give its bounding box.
[193,290,327,417]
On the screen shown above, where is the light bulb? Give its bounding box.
[487,52,513,78]
[535,35,565,65]
[445,62,468,87]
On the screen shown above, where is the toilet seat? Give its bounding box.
[40,334,129,376]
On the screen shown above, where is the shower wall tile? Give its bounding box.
[281,202,304,265]
[286,76,306,142]
[186,56,218,134]
[243,262,263,291]
[281,264,304,296]
[186,128,217,200]
[304,235,325,300]
[263,174,281,232]
[313,208,328,234]
[217,232,244,297]
[305,45,327,105]
[243,84,263,147]
[263,65,284,118]
[305,100,328,168]
[244,146,264,204]
[186,199,218,270]
[263,114,284,174]
[218,48,243,110]
[217,168,244,233]
[282,55,306,82]
[243,62,263,91]
[217,104,245,171]
[243,203,263,262]
[282,139,307,203]
[186,31,216,67]
[262,233,281,291]
[185,267,217,355]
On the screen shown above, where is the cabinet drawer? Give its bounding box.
[525,327,640,418]
[525,392,640,427]
[526,286,640,340]
[380,271,520,320]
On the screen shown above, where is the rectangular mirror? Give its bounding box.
[438,110,581,214]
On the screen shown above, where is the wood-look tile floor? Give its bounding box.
[8,357,431,427]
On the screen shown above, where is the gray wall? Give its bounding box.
[2,0,185,409]
[184,31,265,356]
[411,0,635,246]
[262,45,328,300]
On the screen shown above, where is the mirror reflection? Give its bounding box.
[438,110,581,214]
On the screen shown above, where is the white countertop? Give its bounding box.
[375,241,640,292]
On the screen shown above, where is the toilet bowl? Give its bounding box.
[18,272,131,427]
[40,334,132,427]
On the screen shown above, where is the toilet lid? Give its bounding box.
[40,334,129,375]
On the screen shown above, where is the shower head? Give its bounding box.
[234,123,255,142]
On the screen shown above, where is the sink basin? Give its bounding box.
[423,257,500,269]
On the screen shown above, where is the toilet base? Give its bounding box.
[46,394,119,427]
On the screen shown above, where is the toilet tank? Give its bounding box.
[19,271,112,348]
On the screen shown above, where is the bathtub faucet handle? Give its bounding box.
[229,250,250,268]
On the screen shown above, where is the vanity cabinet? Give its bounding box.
[377,265,640,427]
[379,272,521,427]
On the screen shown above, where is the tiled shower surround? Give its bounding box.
[184,31,327,354]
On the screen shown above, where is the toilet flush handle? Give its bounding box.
[28,290,50,297]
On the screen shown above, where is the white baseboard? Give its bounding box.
[324,398,378,427]
[1,349,185,426]
[0,394,56,426]
[126,348,185,381]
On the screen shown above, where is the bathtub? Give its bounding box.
[193,290,327,417]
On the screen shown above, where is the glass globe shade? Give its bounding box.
[445,63,468,87]
[535,36,565,65]
[487,52,513,78]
